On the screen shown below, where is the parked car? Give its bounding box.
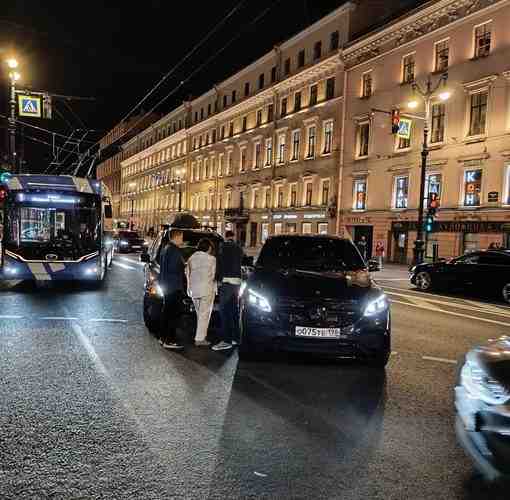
[140,228,224,337]
[410,250,510,303]
[238,235,390,366]
[455,336,510,480]
[114,230,147,253]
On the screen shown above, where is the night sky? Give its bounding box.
[0,0,425,173]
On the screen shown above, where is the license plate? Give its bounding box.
[295,326,341,339]
[132,246,141,249]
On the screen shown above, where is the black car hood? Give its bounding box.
[249,268,375,301]
[473,336,510,389]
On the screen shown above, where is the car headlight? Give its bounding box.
[364,294,388,317]
[120,240,128,246]
[4,264,19,275]
[410,266,417,274]
[461,357,510,405]
[85,266,98,276]
[247,288,271,313]
[148,282,164,297]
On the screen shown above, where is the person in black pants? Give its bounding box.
[158,229,186,350]
[213,230,244,351]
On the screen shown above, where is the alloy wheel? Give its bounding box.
[415,271,432,291]
[502,284,510,304]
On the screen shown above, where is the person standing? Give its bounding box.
[186,239,217,347]
[158,229,186,350]
[375,241,385,270]
[213,230,244,351]
[357,235,368,261]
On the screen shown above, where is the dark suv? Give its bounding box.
[114,230,147,253]
[239,235,391,367]
[140,228,223,336]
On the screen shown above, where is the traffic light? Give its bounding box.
[391,109,400,134]
[425,212,435,233]
[0,169,12,184]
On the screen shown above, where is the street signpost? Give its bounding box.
[17,94,42,118]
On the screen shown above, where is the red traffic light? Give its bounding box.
[428,192,440,209]
[0,187,7,201]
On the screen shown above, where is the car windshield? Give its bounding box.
[257,237,365,271]
[119,231,140,240]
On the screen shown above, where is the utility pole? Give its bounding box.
[5,59,20,173]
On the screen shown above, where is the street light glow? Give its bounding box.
[9,71,21,82]
[6,58,18,69]
[407,100,419,109]
[438,91,451,101]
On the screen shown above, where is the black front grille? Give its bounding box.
[276,297,361,328]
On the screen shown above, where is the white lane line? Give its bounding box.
[387,290,510,319]
[422,356,458,365]
[112,261,138,271]
[0,315,24,319]
[40,317,79,321]
[391,298,510,327]
[117,256,145,267]
[87,318,129,324]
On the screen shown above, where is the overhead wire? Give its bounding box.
[82,0,284,161]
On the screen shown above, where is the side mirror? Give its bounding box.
[243,255,254,267]
[140,252,150,263]
[368,259,381,272]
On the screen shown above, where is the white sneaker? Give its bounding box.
[163,342,184,350]
[231,340,238,346]
[212,341,233,351]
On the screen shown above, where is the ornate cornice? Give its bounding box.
[343,0,503,69]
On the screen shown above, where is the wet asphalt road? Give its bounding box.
[1,255,510,499]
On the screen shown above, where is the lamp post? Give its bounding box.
[407,72,450,265]
[128,182,136,230]
[5,58,20,173]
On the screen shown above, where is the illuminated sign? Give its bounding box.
[18,95,42,118]
[397,118,412,139]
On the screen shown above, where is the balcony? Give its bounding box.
[224,208,249,221]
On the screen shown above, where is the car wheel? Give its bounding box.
[502,284,510,304]
[143,302,157,334]
[415,271,433,291]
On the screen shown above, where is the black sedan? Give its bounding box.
[455,336,510,480]
[410,250,510,304]
[239,235,391,367]
[114,230,148,253]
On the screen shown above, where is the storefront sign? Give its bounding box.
[392,220,505,233]
[304,212,326,220]
[488,191,499,203]
[272,214,283,220]
[261,215,269,220]
[346,216,371,224]
[283,214,298,220]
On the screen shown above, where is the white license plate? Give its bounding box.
[132,246,141,249]
[295,326,341,339]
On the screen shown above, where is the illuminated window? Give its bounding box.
[402,54,415,83]
[469,91,488,136]
[357,122,370,157]
[354,179,367,210]
[463,169,482,206]
[361,72,372,98]
[474,23,491,58]
[394,176,409,209]
[434,40,449,72]
[431,103,445,143]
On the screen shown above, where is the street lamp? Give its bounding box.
[170,168,186,213]
[5,58,21,173]
[407,72,451,265]
[128,182,136,230]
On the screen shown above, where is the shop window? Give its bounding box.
[394,176,409,209]
[354,179,367,210]
[463,233,480,254]
[302,222,313,234]
[318,223,328,235]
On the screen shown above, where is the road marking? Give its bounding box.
[387,290,510,319]
[422,356,457,365]
[390,299,510,327]
[87,318,129,324]
[112,261,138,271]
[40,317,79,321]
[117,256,145,267]
[0,315,24,319]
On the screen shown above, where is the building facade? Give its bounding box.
[117,0,510,261]
[341,0,510,262]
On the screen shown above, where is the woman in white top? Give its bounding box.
[186,238,217,347]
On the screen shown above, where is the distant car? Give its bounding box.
[410,250,510,304]
[140,228,224,337]
[238,235,390,366]
[455,336,510,480]
[114,230,147,253]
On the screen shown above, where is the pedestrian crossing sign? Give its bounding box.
[18,94,42,117]
[397,118,412,140]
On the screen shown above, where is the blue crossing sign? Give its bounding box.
[18,94,42,117]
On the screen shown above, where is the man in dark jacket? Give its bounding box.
[213,230,244,351]
[158,229,186,350]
